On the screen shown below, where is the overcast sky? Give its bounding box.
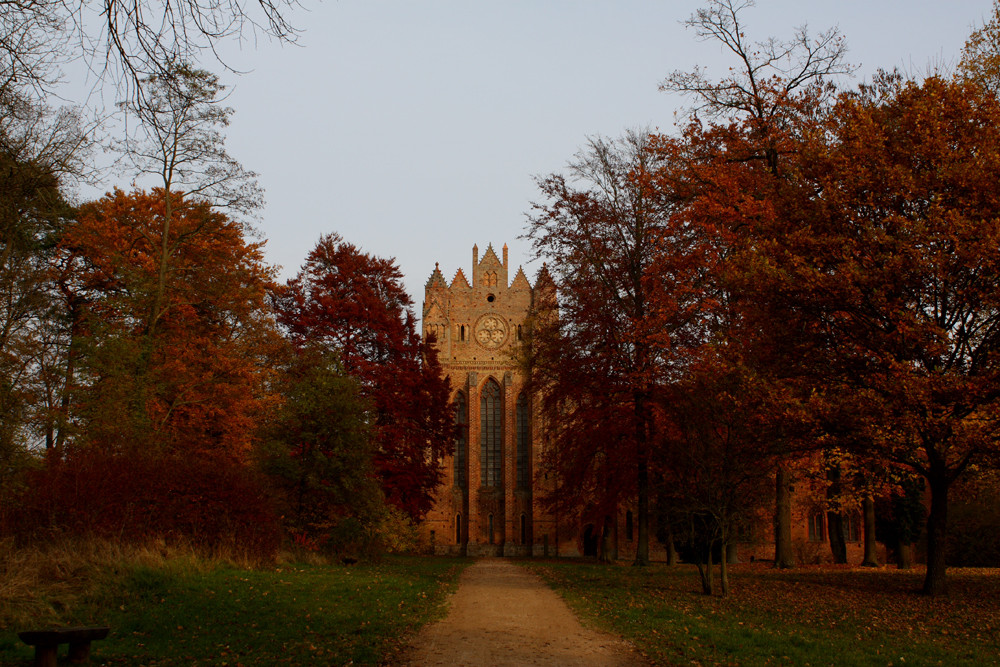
[92,0,997,314]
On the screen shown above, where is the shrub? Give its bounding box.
[10,449,279,560]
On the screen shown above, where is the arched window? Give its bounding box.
[454,391,467,490]
[516,392,529,489]
[480,379,502,487]
[808,512,825,542]
[456,514,462,544]
[460,324,466,341]
[520,513,527,544]
[488,514,495,544]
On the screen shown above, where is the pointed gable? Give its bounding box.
[451,268,471,289]
[510,266,531,291]
[425,262,447,289]
[424,298,446,321]
[480,243,502,268]
[534,262,555,290]
[477,243,506,288]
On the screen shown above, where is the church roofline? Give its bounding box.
[425,261,448,289]
[451,267,471,289]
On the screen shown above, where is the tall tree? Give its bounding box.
[0,91,90,486]
[64,188,281,461]
[116,63,261,428]
[274,233,452,521]
[525,130,684,565]
[757,74,1000,594]
[657,0,851,568]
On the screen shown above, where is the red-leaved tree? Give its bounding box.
[274,233,452,520]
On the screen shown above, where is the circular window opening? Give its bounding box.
[487,294,495,303]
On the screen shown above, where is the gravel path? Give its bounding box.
[398,559,646,666]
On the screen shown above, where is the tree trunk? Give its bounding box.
[633,392,650,566]
[826,465,847,564]
[599,514,616,563]
[54,296,84,454]
[896,542,913,569]
[695,560,709,594]
[827,510,847,563]
[861,496,879,567]
[720,540,730,597]
[774,467,795,568]
[704,542,714,595]
[922,471,949,595]
[666,521,678,565]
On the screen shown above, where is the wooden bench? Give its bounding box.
[17,626,109,667]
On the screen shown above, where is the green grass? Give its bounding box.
[0,555,468,666]
[523,560,1000,666]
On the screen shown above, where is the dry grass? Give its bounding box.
[0,537,269,630]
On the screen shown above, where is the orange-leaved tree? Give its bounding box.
[17,187,283,550]
[656,0,852,569]
[63,188,282,460]
[759,74,1000,594]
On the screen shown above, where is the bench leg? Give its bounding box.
[68,640,92,663]
[32,644,57,667]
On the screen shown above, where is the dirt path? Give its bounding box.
[398,559,646,667]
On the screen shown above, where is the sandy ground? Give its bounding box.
[397,559,647,667]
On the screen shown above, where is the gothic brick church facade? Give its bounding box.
[419,243,884,564]
[419,243,566,556]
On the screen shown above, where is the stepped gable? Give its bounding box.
[510,266,531,291]
[451,268,471,289]
[425,262,448,289]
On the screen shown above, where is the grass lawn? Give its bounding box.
[0,555,468,666]
[524,560,1000,666]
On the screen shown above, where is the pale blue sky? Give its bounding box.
[97,1,999,311]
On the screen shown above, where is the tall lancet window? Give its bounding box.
[516,392,530,489]
[454,391,467,489]
[480,379,502,487]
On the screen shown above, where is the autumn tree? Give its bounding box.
[524,130,688,565]
[64,188,281,461]
[656,350,787,595]
[759,74,1000,594]
[274,233,452,521]
[7,187,283,549]
[656,0,852,569]
[0,91,91,526]
[114,63,262,432]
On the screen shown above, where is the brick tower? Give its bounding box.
[420,243,556,556]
